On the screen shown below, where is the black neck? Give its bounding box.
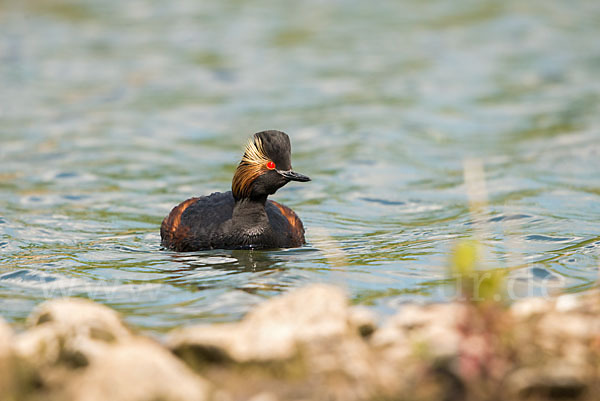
[232,196,269,230]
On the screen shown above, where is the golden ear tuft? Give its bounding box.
[232,137,271,199]
[241,137,270,165]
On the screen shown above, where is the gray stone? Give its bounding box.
[63,339,211,401]
[348,306,377,338]
[169,284,351,363]
[0,317,13,355]
[0,317,39,401]
[511,297,553,319]
[506,365,588,399]
[555,294,582,313]
[247,392,279,401]
[14,297,133,369]
[372,303,466,359]
[26,297,131,341]
[0,318,16,398]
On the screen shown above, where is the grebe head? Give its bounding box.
[232,130,310,201]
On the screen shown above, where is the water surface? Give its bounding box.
[1,0,600,332]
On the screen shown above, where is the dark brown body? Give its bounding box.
[161,191,305,251]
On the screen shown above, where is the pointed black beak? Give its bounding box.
[278,170,311,182]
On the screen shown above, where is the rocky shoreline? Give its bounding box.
[2,284,599,401]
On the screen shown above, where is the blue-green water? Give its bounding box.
[1,0,599,332]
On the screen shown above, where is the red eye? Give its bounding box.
[266,161,276,170]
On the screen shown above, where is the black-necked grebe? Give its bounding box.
[161,130,310,251]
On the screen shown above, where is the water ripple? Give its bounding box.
[1,0,599,331]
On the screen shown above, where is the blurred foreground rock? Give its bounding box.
[168,284,366,362]
[1,285,600,401]
[5,297,210,401]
